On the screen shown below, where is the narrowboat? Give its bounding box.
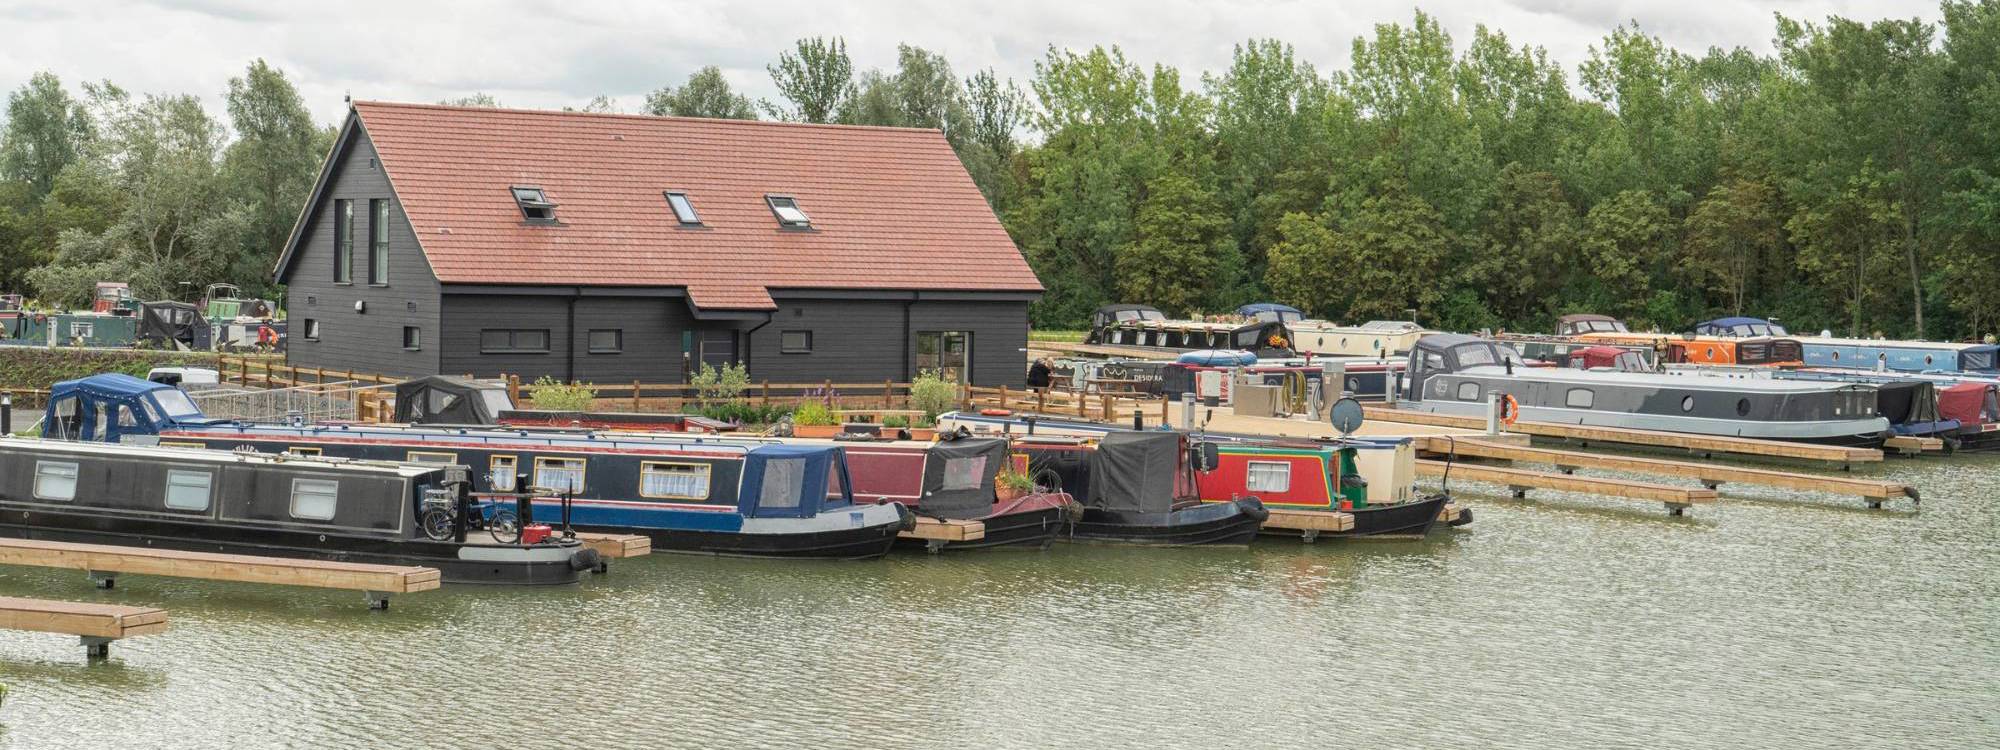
[390,375,731,433]
[1084,304,1295,357]
[840,436,1078,550]
[45,374,913,560]
[1542,314,1804,366]
[1401,335,1891,446]
[0,437,595,585]
[1014,431,1269,546]
[1158,358,1407,403]
[1286,320,1436,359]
[1688,315,1999,375]
[1196,439,1451,538]
[1667,365,1984,447]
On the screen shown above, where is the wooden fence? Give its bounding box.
[499,375,916,413]
[964,385,1170,427]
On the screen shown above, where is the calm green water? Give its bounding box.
[2,452,1995,749]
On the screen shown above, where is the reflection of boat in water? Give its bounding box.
[0,437,595,585]
[1015,431,1268,546]
[1401,335,1891,447]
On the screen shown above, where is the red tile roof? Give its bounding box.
[349,101,1041,310]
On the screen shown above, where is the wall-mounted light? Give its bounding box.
[354,300,366,314]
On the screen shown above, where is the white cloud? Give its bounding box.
[0,0,1945,129]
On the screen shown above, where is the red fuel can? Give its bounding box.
[520,524,554,545]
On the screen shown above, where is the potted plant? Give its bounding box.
[908,414,937,442]
[881,415,910,439]
[791,401,839,438]
[995,466,1036,501]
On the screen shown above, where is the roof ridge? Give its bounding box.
[352,100,948,137]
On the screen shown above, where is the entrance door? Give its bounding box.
[916,331,972,383]
[698,329,738,370]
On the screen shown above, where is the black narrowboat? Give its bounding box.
[1018,431,1268,546]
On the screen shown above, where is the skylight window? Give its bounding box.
[766,195,811,228]
[511,186,556,222]
[665,191,700,225]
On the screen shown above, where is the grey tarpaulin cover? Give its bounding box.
[919,437,1006,519]
[138,301,209,350]
[1086,431,1182,513]
[394,375,509,424]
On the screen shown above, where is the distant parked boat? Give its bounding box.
[1287,320,1435,359]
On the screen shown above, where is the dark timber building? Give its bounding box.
[274,101,1042,386]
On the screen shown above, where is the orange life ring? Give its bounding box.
[1499,394,1520,426]
[980,408,1012,417]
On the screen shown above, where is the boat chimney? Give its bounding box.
[1504,357,1514,376]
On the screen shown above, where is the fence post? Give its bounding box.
[1037,388,1046,414]
[883,379,892,409]
[632,380,641,412]
[999,385,1009,411]
[1161,396,1170,427]
[314,367,324,387]
[237,356,248,386]
[507,374,521,405]
[823,379,833,405]
[760,380,770,407]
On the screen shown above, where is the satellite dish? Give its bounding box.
[1329,397,1365,436]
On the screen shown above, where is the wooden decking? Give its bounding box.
[0,596,168,659]
[574,533,651,561]
[1364,406,1883,466]
[1420,438,1916,508]
[901,518,986,551]
[0,538,440,609]
[1258,508,1356,541]
[1418,460,1718,513]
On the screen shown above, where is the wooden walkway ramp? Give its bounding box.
[1417,460,1717,514]
[0,538,439,610]
[901,518,986,552]
[574,533,650,570]
[0,596,167,659]
[1259,508,1356,541]
[1365,406,1882,466]
[1420,438,1917,509]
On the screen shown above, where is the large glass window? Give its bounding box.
[369,199,390,284]
[34,461,78,501]
[534,457,587,493]
[333,199,353,283]
[290,478,339,520]
[165,469,213,511]
[640,462,711,500]
[588,329,622,354]
[1246,461,1291,493]
[940,456,987,491]
[916,331,972,383]
[480,329,550,354]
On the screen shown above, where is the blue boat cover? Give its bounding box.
[1177,349,1258,366]
[1236,303,1303,323]
[44,373,221,442]
[737,444,854,518]
[1694,317,1787,336]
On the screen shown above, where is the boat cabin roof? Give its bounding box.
[1695,317,1789,337]
[4,435,440,478]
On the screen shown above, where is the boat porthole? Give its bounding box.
[318,534,327,542]
[1924,355,1933,365]
[1707,347,1716,359]
[1736,398,1751,417]
[1681,395,1695,412]
[1832,352,1840,361]
[1347,378,1361,391]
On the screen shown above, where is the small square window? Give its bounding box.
[512,186,556,222]
[490,455,519,491]
[588,329,623,354]
[165,469,213,511]
[780,330,812,354]
[303,319,320,340]
[1246,461,1291,493]
[765,195,811,228]
[402,326,421,350]
[290,477,339,520]
[34,461,78,501]
[665,191,700,225]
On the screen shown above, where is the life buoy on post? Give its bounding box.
[1499,393,1520,427]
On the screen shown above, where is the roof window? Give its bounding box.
[765,195,811,228]
[512,186,556,222]
[665,191,700,225]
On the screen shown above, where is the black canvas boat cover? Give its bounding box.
[919,437,1006,519]
[1087,431,1182,513]
[1874,381,1938,426]
[394,376,512,424]
[138,301,208,350]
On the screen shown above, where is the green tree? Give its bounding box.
[1575,189,1675,325]
[645,67,757,120]
[764,36,854,123]
[438,92,500,108]
[1116,171,1229,316]
[1263,212,1343,319]
[1464,164,1579,326]
[0,72,94,198]
[221,59,331,295]
[1681,177,1783,315]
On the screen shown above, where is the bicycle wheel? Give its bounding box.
[487,508,522,544]
[419,508,455,541]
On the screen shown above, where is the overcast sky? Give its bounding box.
[0,0,1945,128]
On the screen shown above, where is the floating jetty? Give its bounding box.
[1418,438,1917,509]
[0,537,441,610]
[1362,405,1881,466]
[0,596,167,660]
[1419,459,1717,514]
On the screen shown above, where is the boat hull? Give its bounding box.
[895,504,1075,552]
[1067,498,1268,546]
[1342,494,1449,538]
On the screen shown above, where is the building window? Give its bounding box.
[1246,461,1291,493]
[534,457,587,494]
[33,460,79,501]
[665,191,700,225]
[490,455,519,491]
[403,326,421,350]
[916,331,972,382]
[765,195,811,228]
[303,319,320,341]
[588,329,623,354]
[369,199,390,284]
[640,462,711,500]
[165,469,213,511]
[290,478,339,520]
[512,186,556,222]
[333,198,353,283]
[1565,389,1594,409]
[780,330,812,354]
[480,329,550,354]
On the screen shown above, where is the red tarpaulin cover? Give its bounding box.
[1935,383,1993,425]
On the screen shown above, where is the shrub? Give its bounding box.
[689,361,750,405]
[996,467,1036,493]
[882,415,909,428]
[527,376,598,412]
[909,369,959,420]
[792,400,837,426]
[694,402,790,425]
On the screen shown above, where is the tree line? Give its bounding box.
[5,2,1999,341]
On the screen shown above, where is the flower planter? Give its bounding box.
[996,485,1027,502]
[793,423,840,438]
[907,427,937,442]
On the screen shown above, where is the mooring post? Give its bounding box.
[87,570,115,589]
[364,591,390,611]
[1,392,11,435]
[81,636,114,660]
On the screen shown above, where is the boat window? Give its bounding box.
[1566,389,1594,409]
[165,469,213,511]
[1234,329,1260,348]
[1964,351,1995,371]
[758,457,806,510]
[152,388,202,418]
[1680,395,1695,413]
[1456,382,1481,401]
[490,455,519,491]
[534,457,587,494]
[1736,398,1752,417]
[641,462,711,500]
[286,446,321,457]
[940,455,988,491]
[290,478,339,520]
[1245,461,1291,493]
[1454,344,1496,367]
[406,451,458,464]
[33,461,78,501]
[427,389,460,415]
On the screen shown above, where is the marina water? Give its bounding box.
[1,452,1995,749]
